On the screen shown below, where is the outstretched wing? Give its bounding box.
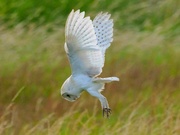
[93,12,113,63]
[65,10,104,77]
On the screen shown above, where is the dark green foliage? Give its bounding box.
[0,0,179,31]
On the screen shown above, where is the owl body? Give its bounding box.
[60,10,119,117]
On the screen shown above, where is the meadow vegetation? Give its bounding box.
[0,0,179,134]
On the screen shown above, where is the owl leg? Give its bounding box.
[87,89,111,118]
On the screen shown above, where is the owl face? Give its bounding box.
[62,92,79,102]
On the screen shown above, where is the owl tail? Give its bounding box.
[92,77,119,83]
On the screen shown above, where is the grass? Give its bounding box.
[0,0,180,134]
[0,0,179,31]
[0,26,179,134]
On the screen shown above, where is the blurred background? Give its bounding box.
[0,0,179,134]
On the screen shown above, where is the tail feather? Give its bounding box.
[93,77,119,83]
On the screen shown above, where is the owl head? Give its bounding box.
[61,76,80,102]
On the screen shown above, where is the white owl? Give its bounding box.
[61,9,119,117]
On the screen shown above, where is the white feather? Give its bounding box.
[93,12,113,58]
[65,10,104,77]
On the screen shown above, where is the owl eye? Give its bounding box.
[66,94,70,98]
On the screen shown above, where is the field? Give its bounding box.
[0,0,180,134]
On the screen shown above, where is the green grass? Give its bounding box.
[0,0,179,31]
[0,0,180,134]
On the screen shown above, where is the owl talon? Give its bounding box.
[103,108,111,118]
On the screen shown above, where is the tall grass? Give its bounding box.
[0,86,179,134]
[0,25,179,134]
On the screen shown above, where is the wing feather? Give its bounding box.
[65,10,104,77]
[93,12,113,56]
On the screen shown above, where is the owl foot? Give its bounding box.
[103,108,111,118]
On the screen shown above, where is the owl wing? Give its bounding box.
[93,12,113,65]
[65,10,104,77]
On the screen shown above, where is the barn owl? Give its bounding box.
[61,9,119,118]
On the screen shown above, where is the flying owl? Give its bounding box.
[61,9,119,118]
